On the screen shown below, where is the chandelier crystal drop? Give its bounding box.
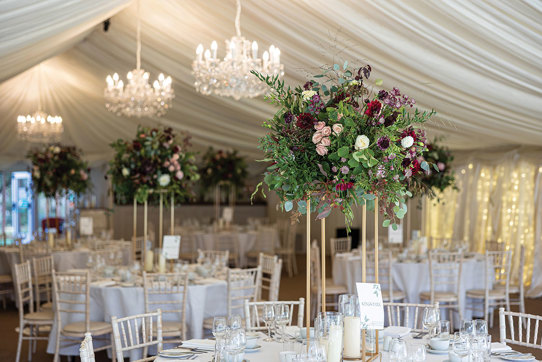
[104,0,174,118]
[192,0,284,100]
[17,111,63,143]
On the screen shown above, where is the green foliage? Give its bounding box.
[107,126,199,205]
[27,144,90,197]
[199,147,248,192]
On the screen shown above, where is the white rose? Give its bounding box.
[401,136,414,148]
[122,168,130,177]
[34,170,40,179]
[354,135,370,150]
[158,174,171,187]
[349,80,361,86]
[302,90,317,101]
[53,146,61,154]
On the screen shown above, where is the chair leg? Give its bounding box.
[111,333,116,362]
[287,255,293,277]
[28,325,34,361]
[53,329,60,362]
[16,322,24,362]
[292,253,298,275]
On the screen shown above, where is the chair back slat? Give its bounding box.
[257,253,282,301]
[499,308,542,350]
[52,270,90,332]
[32,255,53,310]
[227,267,261,317]
[384,302,439,332]
[112,310,163,362]
[14,261,34,315]
[244,298,304,332]
[428,251,463,301]
[365,250,393,300]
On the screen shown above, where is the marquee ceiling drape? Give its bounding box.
[0,0,541,166]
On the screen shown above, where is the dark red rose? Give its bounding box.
[384,111,399,127]
[133,141,142,151]
[364,100,382,117]
[410,159,421,173]
[401,158,411,168]
[296,113,316,130]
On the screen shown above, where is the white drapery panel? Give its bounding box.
[0,0,131,82]
[423,147,542,296]
[0,0,541,165]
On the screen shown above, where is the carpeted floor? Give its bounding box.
[1,255,541,361]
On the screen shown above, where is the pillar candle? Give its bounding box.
[66,229,72,247]
[158,254,166,273]
[327,324,343,362]
[343,316,361,358]
[48,231,54,249]
[145,250,154,272]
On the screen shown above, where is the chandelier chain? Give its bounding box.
[136,0,141,70]
[235,0,242,37]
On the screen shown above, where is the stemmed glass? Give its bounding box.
[228,314,242,330]
[262,304,275,341]
[224,328,246,362]
[451,332,470,361]
[274,304,290,342]
[213,317,228,361]
[422,307,439,339]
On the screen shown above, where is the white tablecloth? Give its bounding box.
[333,253,487,322]
[46,279,228,358]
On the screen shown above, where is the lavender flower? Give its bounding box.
[376,164,387,178]
[340,166,350,174]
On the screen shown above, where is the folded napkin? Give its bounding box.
[91,280,116,287]
[491,342,512,353]
[382,326,411,338]
[180,339,215,350]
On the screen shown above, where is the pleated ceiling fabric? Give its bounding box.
[0,0,541,166]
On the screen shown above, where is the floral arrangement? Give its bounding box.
[108,126,199,204]
[410,139,456,198]
[252,62,435,228]
[28,144,90,197]
[200,148,248,190]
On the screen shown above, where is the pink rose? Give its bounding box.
[176,170,184,180]
[437,162,446,171]
[332,124,343,135]
[175,163,181,171]
[321,126,332,136]
[164,161,170,167]
[316,144,328,156]
[168,165,175,172]
[312,131,323,144]
[320,137,331,147]
[172,153,179,161]
[80,170,88,181]
[337,113,343,121]
[314,121,326,131]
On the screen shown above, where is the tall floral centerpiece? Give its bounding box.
[252,63,434,228]
[28,144,90,241]
[108,126,199,251]
[108,126,199,204]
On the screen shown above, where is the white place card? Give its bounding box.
[388,222,403,244]
[162,235,181,260]
[222,207,234,223]
[356,282,384,329]
[80,217,93,236]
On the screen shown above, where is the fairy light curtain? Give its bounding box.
[423,148,542,295]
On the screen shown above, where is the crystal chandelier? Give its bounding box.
[192,0,284,100]
[17,66,63,143]
[104,0,173,117]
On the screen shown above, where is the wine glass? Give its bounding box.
[474,319,488,335]
[438,320,451,338]
[460,320,475,336]
[422,307,439,339]
[213,317,228,339]
[262,304,275,341]
[228,314,242,330]
[224,328,246,362]
[451,332,470,361]
[274,304,290,342]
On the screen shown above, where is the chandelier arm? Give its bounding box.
[37,63,42,111]
[235,0,241,37]
[136,0,141,70]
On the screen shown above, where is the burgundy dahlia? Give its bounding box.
[377,136,390,150]
[284,112,294,124]
[377,90,388,100]
[364,100,382,117]
[296,113,316,130]
[401,158,411,168]
[384,112,399,127]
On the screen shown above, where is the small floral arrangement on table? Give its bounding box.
[108,126,199,204]
[252,62,435,228]
[410,139,456,199]
[200,148,248,191]
[28,144,90,197]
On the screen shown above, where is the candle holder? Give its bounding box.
[340,294,361,360]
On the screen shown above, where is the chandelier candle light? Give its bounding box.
[192,0,284,99]
[17,65,63,143]
[105,0,174,117]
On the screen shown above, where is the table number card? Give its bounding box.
[80,217,93,236]
[356,282,384,329]
[222,207,234,223]
[162,235,181,260]
[388,222,403,244]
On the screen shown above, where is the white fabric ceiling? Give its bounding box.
[0,0,541,166]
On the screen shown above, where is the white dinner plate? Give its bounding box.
[245,345,262,353]
[499,355,535,361]
[159,349,195,358]
[425,346,448,355]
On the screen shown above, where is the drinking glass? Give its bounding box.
[315,312,343,362]
[451,332,470,360]
[338,294,361,359]
[213,317,228,339]
[460,320,475,336]
[390,338,408,362]
[470,335,488,362]
[474,319,488,335]
[274,304,290,342]
[422,307,439,338]
[263,304,275,341]
[410,344,426,362]
[438,320,451,338]
[224,328,246,362]
[228,314,242,330]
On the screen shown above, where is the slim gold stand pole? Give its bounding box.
[374,197,380,355]
[159,192,163,249]
[144,199,148,249]
[133,198,137,261]
[321,218,326,313]
[306,198,311,351]
[361,201,367,361]
[170,193,174,235]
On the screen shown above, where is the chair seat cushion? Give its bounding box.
[466,289,507,299]
[153,321,183,337]
[40,301,53,310]
[420,291,458,302]
[25,311,53,322]
[382,290,406,301]
[62,321,111,335]
[507,285,520,294]
[0,274,12,283]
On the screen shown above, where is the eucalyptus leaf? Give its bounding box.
[383,219,391,227]
[284,201,293,212]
